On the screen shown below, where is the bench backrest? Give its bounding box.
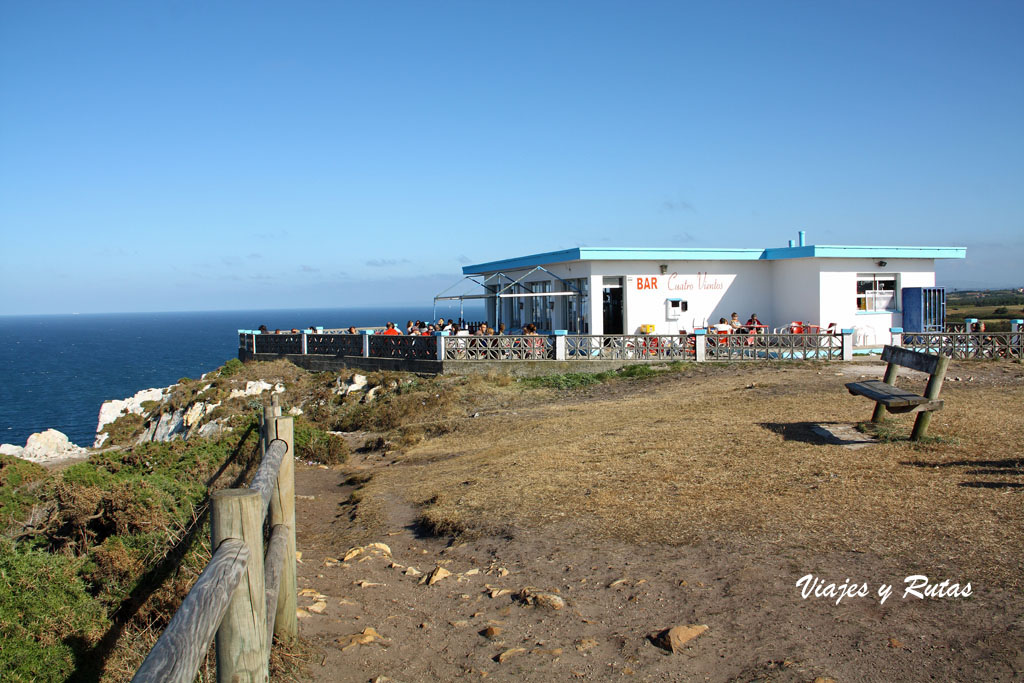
[880,345,941,375]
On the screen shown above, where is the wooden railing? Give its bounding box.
[133,399,297,683]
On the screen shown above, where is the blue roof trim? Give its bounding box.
[462,244,965,273]
[763,245,967,260]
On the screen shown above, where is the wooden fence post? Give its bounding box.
[211,489,268,683]
[268,416,297,643]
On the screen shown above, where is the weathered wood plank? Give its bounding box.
[212,489,268,683]
[132,539,249,683]
[264,524,288,639]
[268,417,298,643]
[846,380,930,407]
[880,345,940,374]
[249,438,288,518]
[911,352,950,440]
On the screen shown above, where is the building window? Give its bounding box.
[563,278,589,333]
[856,273,898,312]
[528,281,552,331]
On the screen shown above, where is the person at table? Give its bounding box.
[713,317,732,333]
[380,322,401,335]
[729,312,745,332]
[745,313,764,333]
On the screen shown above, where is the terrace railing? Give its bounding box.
[133,402,297,683]
[706,331,844,361]
[238,325,1024,364]
[442,334,554,360]
[565,334,697,361]
[369,334,440,359]
[899,331,1024,360]
[306,333,362,356]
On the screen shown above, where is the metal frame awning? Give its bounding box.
[433,266,586,331]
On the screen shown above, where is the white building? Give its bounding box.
[457,236,965,347]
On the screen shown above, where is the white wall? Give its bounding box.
[816,258,936,346]
[589,260,774,335]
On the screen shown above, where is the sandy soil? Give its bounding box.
[289,360,1023,682]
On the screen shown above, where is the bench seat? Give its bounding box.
[846,379,943,413]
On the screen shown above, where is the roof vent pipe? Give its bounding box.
[788,240,795,247]
[798,230,806,247]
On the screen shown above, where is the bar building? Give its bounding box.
[455,234,966,347]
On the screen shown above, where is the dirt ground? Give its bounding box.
[289,360,1023,682]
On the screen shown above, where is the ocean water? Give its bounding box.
[0,305,482,449]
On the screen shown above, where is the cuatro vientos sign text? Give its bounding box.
[634,273,725,291]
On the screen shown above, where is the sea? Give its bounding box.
[0,305,483,449]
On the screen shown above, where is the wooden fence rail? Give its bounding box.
[133,400,297,683]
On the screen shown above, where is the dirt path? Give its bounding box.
[291,463,1021,682]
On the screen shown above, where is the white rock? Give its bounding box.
[12,429,88,464]
[94,433,109,448]
[228,380,279,399]
[0,444,24,457]
[363,386,380,403]
[288,406,304,416]
[183,402,206,428]
[197,420,227,439]
[95,386,170,446]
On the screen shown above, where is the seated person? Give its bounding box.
[347,326,358,334]
[713,317,732,333]
[745,313,763,332]
[380,322,401,335]
[729,312,745,331]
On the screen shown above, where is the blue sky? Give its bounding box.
[1,1,1021,314]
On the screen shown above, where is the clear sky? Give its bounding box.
[1,1,1021,314]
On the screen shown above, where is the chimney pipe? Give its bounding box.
[798,230,806,247]
[788,240,795,247]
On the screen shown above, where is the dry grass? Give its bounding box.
[356,362,1024,589]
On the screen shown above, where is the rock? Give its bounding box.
[95,386,168,442]
[183,402,206,428]
[489,588,511,599]
[516,588,565,610]
[228,380,274,399]
[496,648,527,663]
[481,626,503,639]
[336,627,384,651]
[6,429,88,465]
[335,373,368,396]
[575,638,599,652]
[363,386,380,403]
[812,678,837,683]
[307,600,327,614]
[146,408,187,442]
[288,406,303,416]
[196,420,227,439]
[354,580,385,588]
[650,624,708,652]
[888,637,904,649]
[422,566,452,586]
[463,568,481,577]
[404,567,423,577]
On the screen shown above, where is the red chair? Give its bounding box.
[789,321,804,334]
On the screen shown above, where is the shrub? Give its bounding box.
[0,537,106,682]
[294,419,348,465]
[219,358,244,377]
[0,455,47,528]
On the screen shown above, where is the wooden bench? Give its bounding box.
[845,345,950,441]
